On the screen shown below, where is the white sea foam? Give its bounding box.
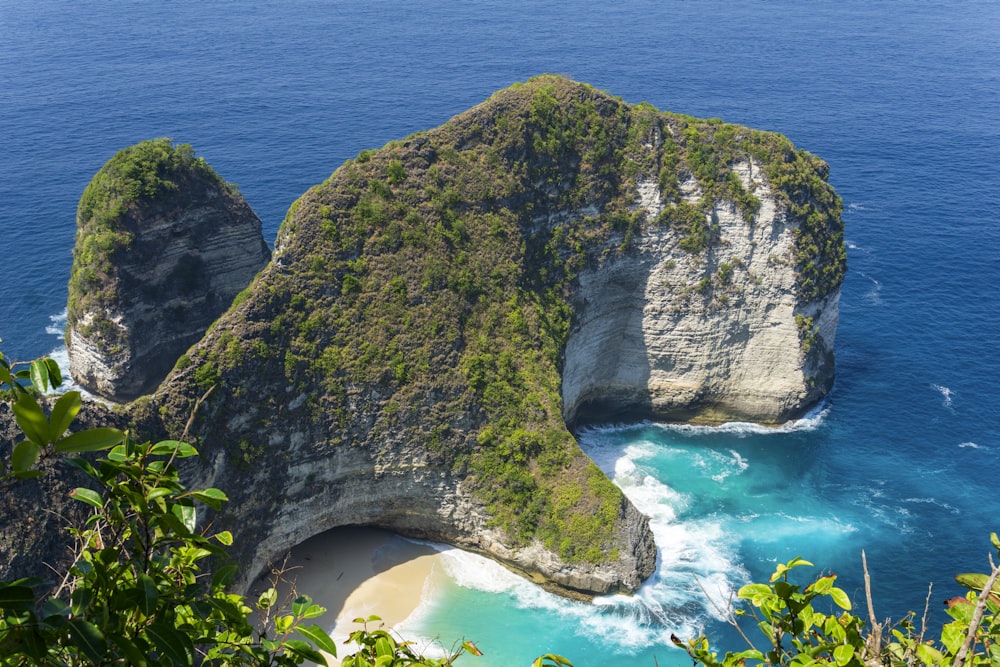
[860,272,883,305]
[45,309,68,338]
[586,435,747,644]
[902,497,960,514]
[959,441,982,449]
[576,404,831,438]
[845,238,874,255]
[705,449,749,483]
[754,513,857,542]
[429,537,709,651]
[43,310,81,393]
[931,384,954,409]
[409,432,748,653]
[852,485,914,534]
[651,405,829,437]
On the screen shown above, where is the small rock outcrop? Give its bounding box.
[66,139,270,402]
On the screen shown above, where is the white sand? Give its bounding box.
[253,526,444,665]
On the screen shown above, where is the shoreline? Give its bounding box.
[258,526,444,664]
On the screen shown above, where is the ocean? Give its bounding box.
[2,1,999,664]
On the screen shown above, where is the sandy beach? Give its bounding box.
[254,526,444,665]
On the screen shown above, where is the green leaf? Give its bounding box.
[0,583,36,610]
[71,585,94,616]
[12,440,41,473]
[55,427,124,453]
[257,588,278,611]
[276,613,294,635]
[374,635,395,657]
[40,597,71,622]
[833,644,854,666]
[303,603,327,619]
[12,392,50,445]
[941,620,966,654]
[106,444,128,461]
[293,594,312,617]
[771,557,814,581]
[298,623,339,658]
[172,503,196,532]
[149,440,197,457]
[137,573,159,616]
[213,530,234,546]
[956,572,1000,595]
[174,441,198,457]
[44,358,63,388]
[48,391,81,442]
[915,643,945,665]
[67,618,108,662]
[29,359,49,393]
[738,583,772,599]
[732,649,766,662]
[109,632,148,667]
[146,620,194,666]
[808,575,835,595]
[284,639,326,664]
[189,487,228,510]
[829,586,852,610]
[70,487,104,509]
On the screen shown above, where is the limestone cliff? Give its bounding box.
[3,76,844,599]
[66,139,271,402]
[563,159,840,426]
[138,76,842,596]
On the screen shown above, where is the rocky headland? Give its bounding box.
[66,139,271,402]
[0,76,845,599]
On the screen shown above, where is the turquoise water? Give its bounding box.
[2,1,999,664]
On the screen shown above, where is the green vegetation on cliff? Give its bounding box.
[167,76,845,568]
[0,349,569,666]
[67,138,235,346]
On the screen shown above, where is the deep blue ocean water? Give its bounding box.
[2,1,999,664]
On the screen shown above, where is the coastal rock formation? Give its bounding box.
[563,161,839,426]
[2,76,844,598]
[141,76,843,595]
[66,139,270,402]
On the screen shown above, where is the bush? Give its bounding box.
[675,540,1000,667]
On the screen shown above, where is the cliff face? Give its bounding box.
[4,76,844,599]
[564,160,839,426]
[66,139,271,402]
[138,76,842,596]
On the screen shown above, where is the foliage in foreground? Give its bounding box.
[0,347,571,666]
[675,543,1000,667]
[5,347,998,667]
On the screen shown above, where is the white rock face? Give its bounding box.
[68,185,270,402]
[564,160,838,425]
